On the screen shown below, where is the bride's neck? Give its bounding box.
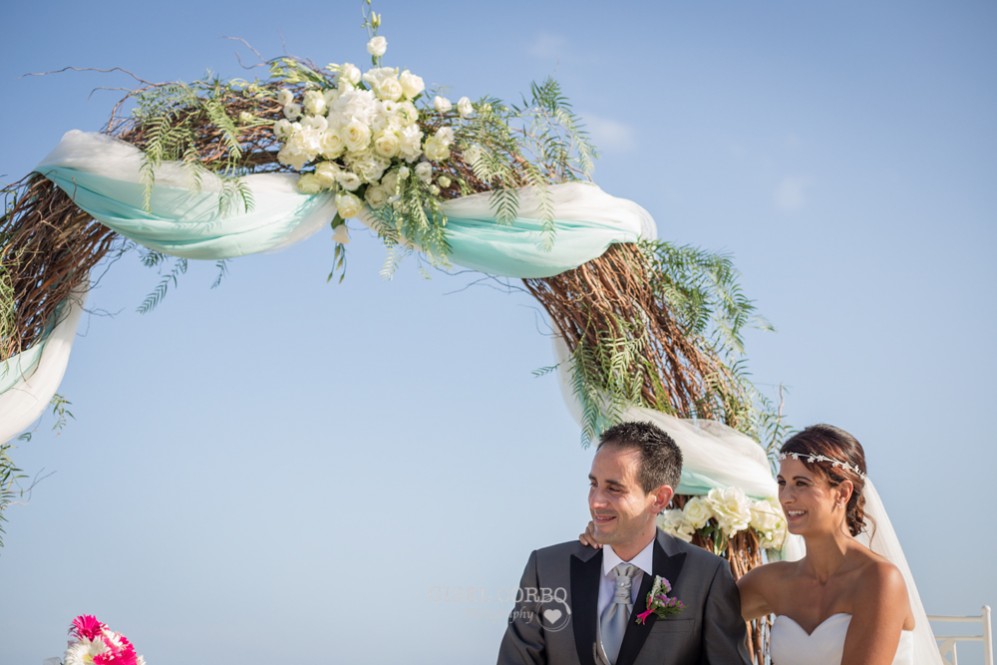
[802,531,853,583]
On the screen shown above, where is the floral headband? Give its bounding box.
[778,452,866,479]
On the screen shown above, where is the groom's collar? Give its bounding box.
[602,539,654,578]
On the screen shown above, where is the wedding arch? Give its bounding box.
[2,6,801,662]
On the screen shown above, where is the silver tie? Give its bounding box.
[600,563,638,665]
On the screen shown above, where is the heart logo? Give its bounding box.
[543,608,563,624]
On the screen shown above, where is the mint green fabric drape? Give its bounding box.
[440,213,640,279]
[37,166,337,260]
[38,132,655,275]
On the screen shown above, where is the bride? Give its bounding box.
[736,424,914,665]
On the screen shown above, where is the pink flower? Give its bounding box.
[67,616,141,665]
[71,615,105,641]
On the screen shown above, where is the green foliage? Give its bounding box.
[571,316,653,445]
[514,78,597,182]
[448,80,597,258]
[1,394,72,551]
[132,79,256,214]
[136,249,188,314]
[0,441,25,550]
[642,240,771,363]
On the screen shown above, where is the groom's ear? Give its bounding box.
[650,484,674,513]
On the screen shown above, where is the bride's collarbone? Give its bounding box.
[771,570,860,631]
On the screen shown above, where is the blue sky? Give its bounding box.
[1,1,995,663]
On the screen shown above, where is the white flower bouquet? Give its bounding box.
[657,486,787,555]
[260,7,595,278]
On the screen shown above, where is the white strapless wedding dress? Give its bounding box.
[771,613,914,665]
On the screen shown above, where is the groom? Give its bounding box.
[496,421,751,665]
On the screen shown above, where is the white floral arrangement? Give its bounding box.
[270,27,472,241]
[657,486,787,553]
[259,5,595,280]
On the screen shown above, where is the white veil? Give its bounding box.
[859,479,943,665]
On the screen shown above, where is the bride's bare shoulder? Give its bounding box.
[738,560,800,592]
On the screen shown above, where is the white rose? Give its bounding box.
[337,171,363,192]
[414,160,433,184]
[436,175,452,188]
[351,154,390,183]
[706,487,752,536]
[338,62,362,86]
[273,119,293,139]
[423,136,450,162]
[296,173,322,194]
[301,114,328,132]
[277,89,294,107]
[364,185,389,209]
[398,124,424,162]
[397,166,410,180]
[303,90,327,116]
[751,498,787,550]
[363,67,403,102]
[380,169,400,192]
[332,223,351,244]
[366,36,387,58]
[457,96,473,117]
[277,145,309,171]
[433,96,452,113]
[335,192,364,219]
[435,126,455,145]
[283,102,303,121]
[323,88,341,107]
[277,129,318,170]
[373,131,400,159]
[297,127,324,158]
[394,101,419,126]
[682,496,712,529]
[657,510,694,542]
[320,132,345,159]
[464,144,483,164]
[375,77,403,102]
[314,161,341,188]
[398,70,425,99]
[341,119,372,152]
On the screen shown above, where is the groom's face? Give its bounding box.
[588,444,661,554]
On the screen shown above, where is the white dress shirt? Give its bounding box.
[597,538,655,617]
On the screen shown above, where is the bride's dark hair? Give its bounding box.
[780,424,868,536]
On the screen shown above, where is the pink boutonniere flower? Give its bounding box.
[635,575,685,624]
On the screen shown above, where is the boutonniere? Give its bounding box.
[635,575,685,624]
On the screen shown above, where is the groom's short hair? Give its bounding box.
[597,421,682,493]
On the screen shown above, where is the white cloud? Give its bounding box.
[580,113,636,154]
[774,175,813,213]
[528,32,568,59]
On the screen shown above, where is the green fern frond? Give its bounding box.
[137,257,188,314]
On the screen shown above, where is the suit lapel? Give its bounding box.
[614,531,687,665]
[571,547,603,665]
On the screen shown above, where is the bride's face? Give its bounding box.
[777,458,847,536]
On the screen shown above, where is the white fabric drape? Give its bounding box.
[0,292,86,443]
[36,130,333,259]
[552,334,777,500]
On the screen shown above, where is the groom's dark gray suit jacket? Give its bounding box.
[496,529,752,665]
